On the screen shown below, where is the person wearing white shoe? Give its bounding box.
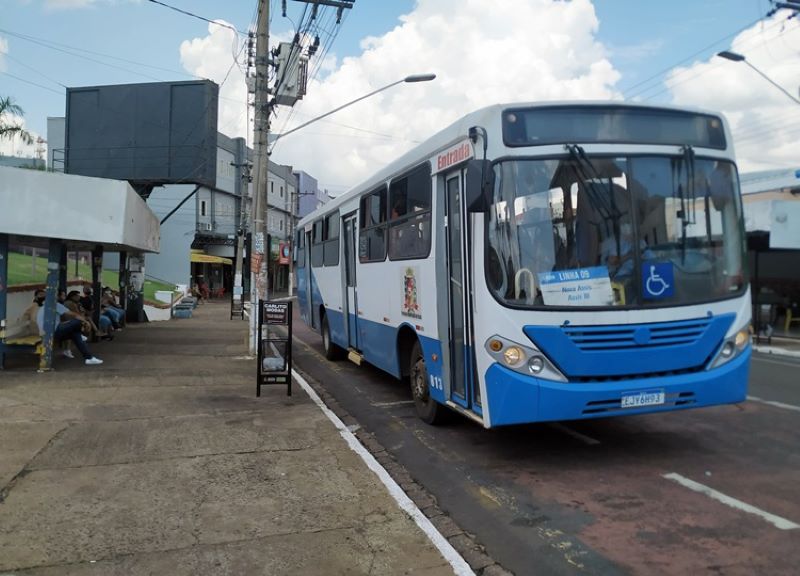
[34,290,103,366]
[62,349,75,359]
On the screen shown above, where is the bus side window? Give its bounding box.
[388,163,432,260]
[359,185,388,263]
[311,219,324,267]
[295,228,305,267]
[324,212,340,266]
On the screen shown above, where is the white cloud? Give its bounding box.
[267,0,621,193]
[667,15,800,172]
[179,20,249,147]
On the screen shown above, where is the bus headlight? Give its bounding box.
[485,335,566,382]
[528,356,544,374]
[709,326,750,370]
[503,346,524,366]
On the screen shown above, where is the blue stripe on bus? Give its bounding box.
[484,347,750,426]
[523,314,735,378]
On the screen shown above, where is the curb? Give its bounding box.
[293,366,514,576]
[752,345,800,358]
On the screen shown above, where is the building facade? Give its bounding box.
[294,170,332,219]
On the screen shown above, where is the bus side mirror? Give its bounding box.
[465,159,493,213]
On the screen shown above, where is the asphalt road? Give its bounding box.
[292,313,800,576]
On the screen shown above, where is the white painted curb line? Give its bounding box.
[292,369,475,576]
[753,345,800,358]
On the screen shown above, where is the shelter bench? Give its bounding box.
[0,329,44,369]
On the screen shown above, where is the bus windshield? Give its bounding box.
[486,155,747,309]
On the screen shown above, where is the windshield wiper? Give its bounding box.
[564,144,617,220]
[673,145,696,263]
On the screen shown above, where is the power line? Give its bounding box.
[0,27,200,80]
[145,0,249,36]
[0,71,64,96]
[623,16,775,100]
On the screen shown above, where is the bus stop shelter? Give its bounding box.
[0,166,160,370]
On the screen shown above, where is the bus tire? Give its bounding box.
[321,313,344,361]
[410,341,444,425]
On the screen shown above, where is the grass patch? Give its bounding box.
[6,251,176,302]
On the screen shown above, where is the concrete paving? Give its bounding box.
[0,302,456,575]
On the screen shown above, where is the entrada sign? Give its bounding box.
[433,139,474,174]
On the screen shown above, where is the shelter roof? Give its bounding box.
[0,166,160,253]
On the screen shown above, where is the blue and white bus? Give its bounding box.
[295,102,751,427]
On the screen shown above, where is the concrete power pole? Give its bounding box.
[249,0,270,353]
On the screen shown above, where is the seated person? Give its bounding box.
[35,290,103,365]
[7,292,42,339]
[100,287,124,329]
[65,290,113,340]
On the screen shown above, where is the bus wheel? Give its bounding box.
[321,314,343,360]
[410,341,443,424]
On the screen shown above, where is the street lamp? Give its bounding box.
[717,50,800,105]
[274,73,435,299]
[269,73,436,149]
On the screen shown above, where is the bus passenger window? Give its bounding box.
[359,186,388,263]
[388,162,432,260]
[296,229,305,267]
[311,220,324,267]
[323,212,340,266]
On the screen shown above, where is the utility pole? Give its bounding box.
[249,0,270,353]
[231,158,251,319]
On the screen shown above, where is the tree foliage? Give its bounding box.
[0,96,34,145]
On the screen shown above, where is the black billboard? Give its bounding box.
[65,80,218,188]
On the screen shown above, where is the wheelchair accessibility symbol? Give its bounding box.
[642,262,674,300]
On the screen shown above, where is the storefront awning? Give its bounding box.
[190,251,232,265]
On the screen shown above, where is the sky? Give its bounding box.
[1,0,799,195]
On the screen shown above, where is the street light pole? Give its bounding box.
[270,72,435,310]
[717,50,800,105]
[269,74,436,150]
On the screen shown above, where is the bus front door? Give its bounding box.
[445,172,478,409]
[343,214,359,350]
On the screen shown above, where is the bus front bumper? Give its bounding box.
[483,347,751,427]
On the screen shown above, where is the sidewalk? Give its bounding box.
[0,303,459,575]
[752,335,800,358]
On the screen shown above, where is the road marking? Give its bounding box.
[663,473,800,531]
[371,400,415,407]
[747,395,800,413]
[292,369,475,576]
[549,423,601,445]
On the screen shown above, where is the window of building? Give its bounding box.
[388,163,432,260]
[358,185,387,263]
[200,200,207,217]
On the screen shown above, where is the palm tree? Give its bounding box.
[0,96,34,145]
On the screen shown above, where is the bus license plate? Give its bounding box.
[621,389,665,409]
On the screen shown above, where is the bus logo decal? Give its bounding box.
[401,266,422,319]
